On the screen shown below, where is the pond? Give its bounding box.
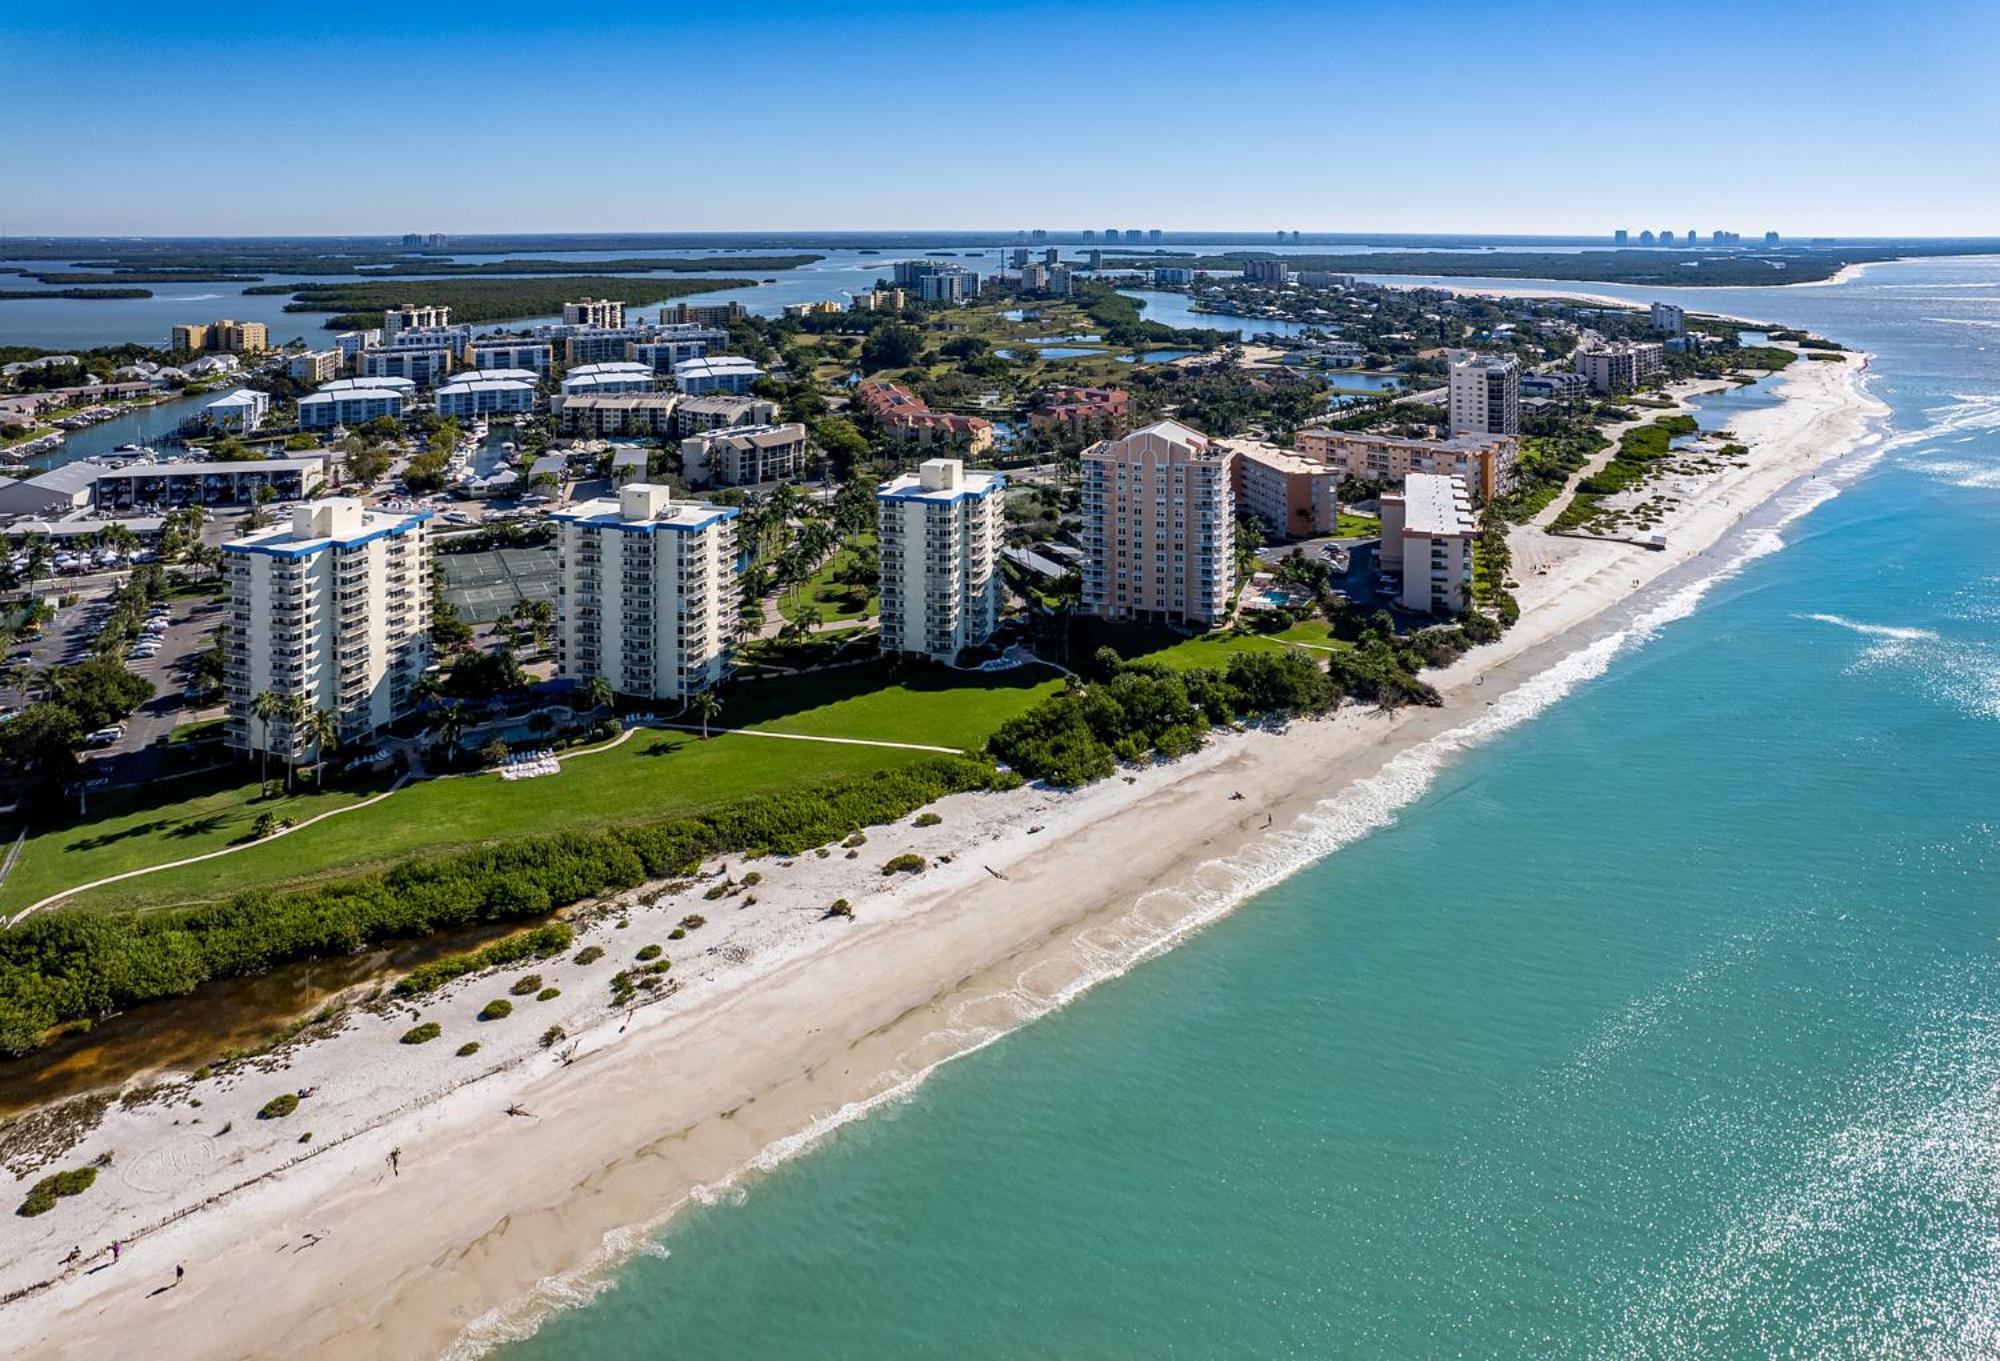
[1117,348,1200,364]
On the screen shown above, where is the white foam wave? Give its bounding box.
[441,389,1894,1358]
[1802,613,1941,644]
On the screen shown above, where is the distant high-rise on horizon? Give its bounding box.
[1766,230,1781,245]
[1614,228,1629,246]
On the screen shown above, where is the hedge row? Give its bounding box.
[0,756,1013,1055]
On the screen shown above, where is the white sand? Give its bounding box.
[0,352,1887,1360]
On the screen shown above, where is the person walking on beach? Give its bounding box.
[389,1147,400,1178]
[174,1264,184,1287]
[110,1240,121,1264]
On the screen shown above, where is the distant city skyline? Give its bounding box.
[7,0,1996,236]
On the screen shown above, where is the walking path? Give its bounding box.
[6,721,952,921]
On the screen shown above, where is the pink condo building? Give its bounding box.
[1081,420,1235,627]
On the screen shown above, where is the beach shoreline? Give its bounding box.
[0,351,1888,1361]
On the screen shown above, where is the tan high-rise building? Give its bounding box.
[382,303,453,340]
[1379,473,1477,615]
[1081,420,1234,626]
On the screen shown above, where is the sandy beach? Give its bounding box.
[0,351,1887,1360]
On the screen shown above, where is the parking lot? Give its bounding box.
[1,586,226,779]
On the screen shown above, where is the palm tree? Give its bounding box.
[304,707,340,787]
[281,693,308,793]
[584,674,614,714]
[690,690,721,739]
[432,700,469,761]
[411,671,444,708]
[251,689,283,793]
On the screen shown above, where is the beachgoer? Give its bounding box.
[110,1241,121,1263]
[174,1264,184,1286]
[389,1147,400,1177]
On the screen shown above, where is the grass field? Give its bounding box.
[4,662,1064,916]
[1089,620,1349,672]
[777,535,878,624]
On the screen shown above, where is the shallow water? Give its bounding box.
[495,258,2000,1358]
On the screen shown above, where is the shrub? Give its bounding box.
[702,883,729,901]
[740,871,762,887]
[456,1041,481,1057]
[913,812,942,828]
[258,1093,299,1120]
[16,1167,96,1217]
[393,924,575,997]
[298,1131,313,1143]
[573,946,604,965]
[509,973,544,996]
[536,987,561,1001]
[636,944,662,961]
[824,899,853,920]
[400,1022,442,1045]
[0,756,1013,1056]
[667,928,686,940]
[539,1025,566,1049]
[679,914,706,930]
[478,999,513,1022]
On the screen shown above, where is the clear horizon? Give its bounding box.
[8,0,1996,237]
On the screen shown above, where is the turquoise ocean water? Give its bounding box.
[497,259,1999,1359]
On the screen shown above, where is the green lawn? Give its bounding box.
[1336,512,1381,537]
[1091,620,1346,672]
[0,769,389,915]
[777,534,878,624]
[10,663,1065,916]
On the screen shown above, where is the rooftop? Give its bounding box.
[554,483,738,533]
[224,497,425,557]
[1398,473,1477,536]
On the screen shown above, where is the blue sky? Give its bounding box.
[6,0,1996,237]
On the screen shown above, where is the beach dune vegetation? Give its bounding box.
[0,758,1014,1056]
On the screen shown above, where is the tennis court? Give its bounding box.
[438,546,559,624]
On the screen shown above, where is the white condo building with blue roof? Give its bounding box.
[876,458,1004,663]
[221,498,432,759]
[553,484,739,700]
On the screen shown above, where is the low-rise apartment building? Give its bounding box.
[1378,473,1476,615]
[553,484,738,701]
[857,381,996,454]
[850,288,905,311]
[222,498,431,756]
[673,394,781,437]
[560,362,657,396]
[298,385,408,430]
[435,373,537,419]
[465,340,552,374]
[203,388,269,432]
[877,458,1004,663]
[1029,386,1130,438]
[553,393,680,438]
[680,423,811,487]
[1081,420,1234,627]
[1572,340,1665,393]
[672,356,764,395]
[1227,440,1341,539]
[287,349,342,384]
[1295,427,1519,502]
[359,346,453,388]
[662,301,746,327]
